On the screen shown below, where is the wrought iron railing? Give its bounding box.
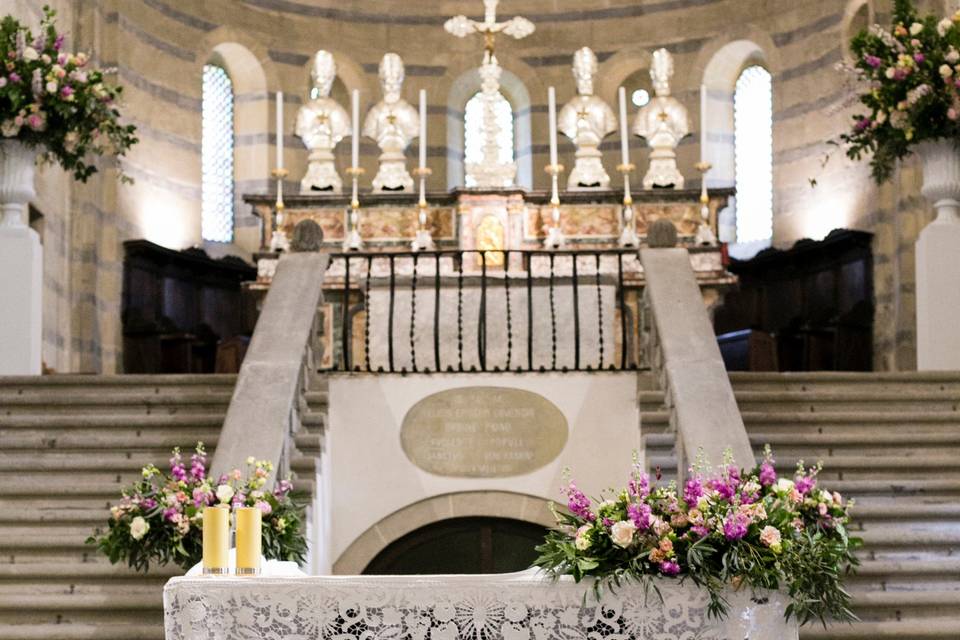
[321,249,647,373]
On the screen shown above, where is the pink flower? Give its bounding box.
[60,86,73,100]
[565,482,595,521]
[759,461,777,486]
[864,54,882,68]
[25,112,45,132]
[256,501,272,516]
[660,560,680,576]
[759,525,782,550]
[723,513,749,540]
[627,502,651,531]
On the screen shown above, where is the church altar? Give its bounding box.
[163,571,797,640]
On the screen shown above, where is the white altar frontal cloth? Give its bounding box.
[163,570,798,640]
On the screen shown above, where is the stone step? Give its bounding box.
[0,561,178,580]
[0,414,226,429]
[0,430,223,450]
[728,371,960,393]
[0,374,237,388]
[798,616,960,638]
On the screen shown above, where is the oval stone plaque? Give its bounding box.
[401,386,568,478]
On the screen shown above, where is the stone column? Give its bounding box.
[0,141,42,375]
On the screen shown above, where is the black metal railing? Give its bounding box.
[323,249,646,374]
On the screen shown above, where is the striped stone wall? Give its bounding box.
[15,0,948,371]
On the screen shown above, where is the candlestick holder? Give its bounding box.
[269,168,291,253]
[616,162,639,248]
[344,166,365,251]
[411,167,434,251]
[694,161,717,246]
[543,163,565,249]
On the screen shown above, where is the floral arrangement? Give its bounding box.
[0,6,136,181]
[87,443,307,573]
[533,447,860,626]
[838,0,960,183]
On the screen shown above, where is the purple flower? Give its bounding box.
[628,471,650,499]
[683,476,703,506]
[274,479,293,496]
[795,475,816,496]
[914,53,925,64]
[660,560,680,576]
[190,452,206,481]
[8,72,20,83]
[60,85,73,99]
[855,117,872,132]
[162,507,179,522]
[565,482,596,521]
[192,487,212,507]
[710,478,737,502]
[140,498,157,510]
[864,54,882,68]
[53,34,64,51]
[723,513,749,541]
[627,502,651,531]
[171,464,187,482]
[602,517,614,527]
[690,525,710,538]
[256,500,272,516]
[759,462,777,486]
[231,492,246,508]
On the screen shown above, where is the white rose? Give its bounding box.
[820,489,834,504]
[574,525,592,551]
[609,520,636,548]
[215,484,235,504]
[759,525,781,551]
[776,478,794,493]
[45,80,57,94]
[21,47,38,61]
[885,67,897,79]
[948,49,960,64]
[941,64,954,78]
[1,119,20,138]
[939,18,953,37]
[129,516,149,540]
[910,22,924,36]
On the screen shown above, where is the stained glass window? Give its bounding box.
[201,64,234,243]
[464,90,514,187]
[733,65,773,245]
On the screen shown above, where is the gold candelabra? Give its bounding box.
[343,166,365,251]
[269,168,290,252]
[616,162,639,247]
[694,161,717,246]
[543,163,565,249]
[411,167,434,251]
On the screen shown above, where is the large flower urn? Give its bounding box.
[0,139,42,374]
[916,139,960,370]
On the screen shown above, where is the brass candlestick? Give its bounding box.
[269,167,290,252]
[411,167,434,251]
[543,163,565,249]
[616,162,639,247]
[344,166,365,251]
[694,161,717,246]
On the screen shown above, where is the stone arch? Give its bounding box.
[842,0,876,63]
[595,46,654,109]
[333,491,555,574]
[446,67,535,190]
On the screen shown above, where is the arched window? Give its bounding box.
[464,90,514,187]
[733,65,773,245]
[201,64,235,243]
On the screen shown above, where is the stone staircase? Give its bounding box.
[0,374,327,640]
[640,371,960,639]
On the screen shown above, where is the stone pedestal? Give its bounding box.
[916,140,960,371]
[916,221,960,370]
[0,225,42,374]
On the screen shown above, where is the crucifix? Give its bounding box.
[445,0,535,188]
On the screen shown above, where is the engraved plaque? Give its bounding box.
[401,387,568,478]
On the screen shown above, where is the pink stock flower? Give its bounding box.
[660,560,680,576]
[26,112,45,131]
[723,513,749,541]
[864,54,882,68]
[759,461,777,486]
[565,482,595,521]
[60,85,73,99]
[627,502,651,531]
[256,501,272,516]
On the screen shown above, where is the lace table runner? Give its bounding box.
[163,571,798,640]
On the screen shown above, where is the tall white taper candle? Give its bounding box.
[351,89,360,169]
[700,84,707,160]
[618,86,629,166]
[275,91,284,170]
[548,86,558,167]
[419,89,427,170]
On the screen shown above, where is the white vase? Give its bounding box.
[0,139,36,228]
[918,139,960,224]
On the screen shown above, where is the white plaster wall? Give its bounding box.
[326,372,639,570]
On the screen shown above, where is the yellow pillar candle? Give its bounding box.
[235,506,262,575]
[202,505,229,575]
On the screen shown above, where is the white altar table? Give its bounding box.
[163,571,798,640]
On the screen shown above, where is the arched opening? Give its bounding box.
[201,64,235,243]
[733,65,773,248]
[447,68,533,190]
[464,90,515,187]
[363,517,548,575]
[843,1,874,62]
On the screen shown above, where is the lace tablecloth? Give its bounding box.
[163,571,798,640]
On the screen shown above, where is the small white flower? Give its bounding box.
[875,110,887,124]
[246,456,256,465]
[45,80,57,94]
[820,489,834,503]
[574,524,592,551]
[0,119,20,137]
[885,67,897,79]
[910,22,924,36]
[129,516,149,540]
[215,484,234,504]
[21,46,38,61]
[609,520,636,548]
[939,18,953,37]
[948,49,960,64]
[775,478,794,493]
[941,64,954,78]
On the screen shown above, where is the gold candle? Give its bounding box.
[235,506,261,576]
[202,505,229,575]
